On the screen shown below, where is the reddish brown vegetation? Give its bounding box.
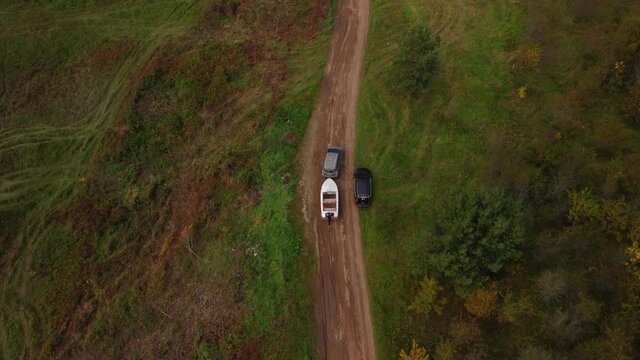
[147,171,216,279]
[33,0,333,357]
[92,43,133,68]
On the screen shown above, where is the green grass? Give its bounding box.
[1,0,334,358]
[358,2,524,354]
[227,36,333,357]
[358,0,640,358]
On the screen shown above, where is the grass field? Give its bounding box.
[358,0,640,358]
[1,0,333,358]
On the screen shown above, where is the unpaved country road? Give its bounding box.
[299,0,374,359]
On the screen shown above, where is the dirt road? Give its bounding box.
[299,0,374,358]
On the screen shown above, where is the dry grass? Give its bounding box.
[1,0,333,358]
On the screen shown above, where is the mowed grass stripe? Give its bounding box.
[0,1,202,210]
[1,2,206,356]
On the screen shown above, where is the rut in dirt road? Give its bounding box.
[299,0,375,359]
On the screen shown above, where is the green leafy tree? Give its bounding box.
[428,187,524,296]
[392,25,440,95]
[568,189,601,223]
[409,276,447,316]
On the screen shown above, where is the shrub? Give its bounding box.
[501,292,535,324]
[574,293,603,325]
[463,346,488,360]
[627,240,640,281]
[409,276,447,316]
[612,16,640,67]
[623,84,640,125]
[449,319,483,346]
[568,189,600,223]
[604,17,640,93]
[568,189,637,242]
[604,60,628,92]
[123,186,140,209]
[392,25,440,95]
[434,339,457,360]
[508,44,542,73]
[464,286,499,319]
[630,219,640,244]
[536,270,567,303]
[603,326,634,359]
[399,339,430,360]
[517,345,554,360]
[428,187,524,295]
[600,198,633,242]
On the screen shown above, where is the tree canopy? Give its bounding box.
[427,187,524,296]
[392,25,440,95]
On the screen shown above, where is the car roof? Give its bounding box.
[324,150,341,169]
[355,176,370,195]
[354,168,371,195]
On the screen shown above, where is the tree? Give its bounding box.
[464,285,499,318]
[434,339,457,360]
[449,319,483,346]
[568,189,638,243]
[392,25,440,95]
[400,339,430,360]
[428,187,524,296]
[409,276,447,316]
[536,270,567,303]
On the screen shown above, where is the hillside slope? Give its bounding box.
[0,1,332,358]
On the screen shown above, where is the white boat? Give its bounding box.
[320,178,339,222]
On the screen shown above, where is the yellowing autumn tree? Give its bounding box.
[464,285,499,318]
[400,339,429,360]
[409,276,447,316]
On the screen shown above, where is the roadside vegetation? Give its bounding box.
[357,0,640,358]
[1,0,333,358]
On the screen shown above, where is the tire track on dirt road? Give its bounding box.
[299,0,374,358]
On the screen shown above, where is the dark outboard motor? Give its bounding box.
[326,212,333,225]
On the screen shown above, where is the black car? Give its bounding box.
[353,168,372,208]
